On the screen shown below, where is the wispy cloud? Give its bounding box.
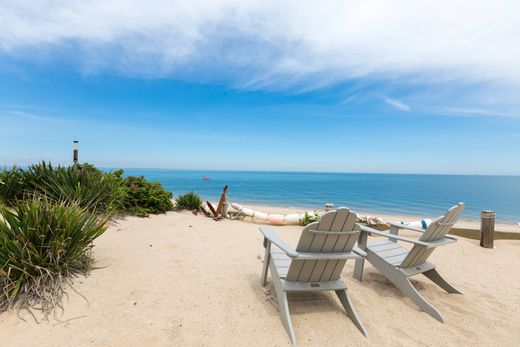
[436,107,514,117]
[1,1,519,83]
[383,97,411,112]
[1,1,520,114]
[4,110,63,122]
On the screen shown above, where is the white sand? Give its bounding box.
[1,208,519,346]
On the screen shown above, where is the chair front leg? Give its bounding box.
[423,268,462,294]
[389,225,400,241]
[261,238,271,286]
[336,289,368,337]
[353,231,367,281]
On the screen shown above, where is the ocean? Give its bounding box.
[117,169,520,223]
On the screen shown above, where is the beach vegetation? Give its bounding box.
[0,166,25,206]
[0,198,108,316]
[299,212,320,226]
[20,162,125,214]
[0,162,174,317]
[120,175,174,217]
[0,162,174,217]
[175,192,202,210]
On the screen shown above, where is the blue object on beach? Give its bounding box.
[400,219,430,229]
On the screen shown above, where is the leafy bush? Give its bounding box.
[0,166,25,206]
[299,212,321,226]
[175,191,202,210]
[20,162,125,214]
[0,198,108,315]
[0,162,174,217]
[121,176,173,216]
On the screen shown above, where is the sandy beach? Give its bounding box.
[1,207,519,346]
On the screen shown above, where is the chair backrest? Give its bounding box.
[399,203,464,268]
[286,207,359,282]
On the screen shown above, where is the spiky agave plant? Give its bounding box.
[22,161,125,214]
[0,166,25,206]
[0,197,108,316]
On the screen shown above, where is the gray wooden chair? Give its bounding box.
[353,203,464,322]
[259,207,367,346]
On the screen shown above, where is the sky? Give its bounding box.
[1,0,520,175]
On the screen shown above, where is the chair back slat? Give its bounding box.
[420,203,464,242]
[286,208,359,282]
[400,203,464,268]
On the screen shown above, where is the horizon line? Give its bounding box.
[3,162,519,177]
[99,166,520,177]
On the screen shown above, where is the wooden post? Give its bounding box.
[73,140,79,164]
[480,210,495,248]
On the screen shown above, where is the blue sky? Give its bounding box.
[1,1,519,174]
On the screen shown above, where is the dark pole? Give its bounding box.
[480,210,495,248]
[73,140,79,164]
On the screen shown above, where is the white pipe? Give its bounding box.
[231,202,317,225]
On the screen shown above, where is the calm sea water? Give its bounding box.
[115,169,520,223]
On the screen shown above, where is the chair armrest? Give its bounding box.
[361,226,457,249]
[259,227,299,258]
[360,225,430,247]
[296,251,364,260]
[388,221,425,233]
[259,227,369,259]
[353,246,367,257]
[426,236,457,247]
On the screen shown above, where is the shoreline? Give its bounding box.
[227,202,520,233]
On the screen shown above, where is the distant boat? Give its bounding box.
[201,177,210,181]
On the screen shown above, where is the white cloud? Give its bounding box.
[437,107,504,117]
[4,110,62,122]
[1,0,520,110]
[383,97,411,112]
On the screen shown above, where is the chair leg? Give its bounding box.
[353,258,365,281]
[391,276,444,322]
[423,269,462,294]
[335,290,368,337]
[277,290,296,346]
[261,239,271,287]
[271,272,296,346]
[353,231,367,281]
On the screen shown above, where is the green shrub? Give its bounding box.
[0,162,174,217]
[21,162,125,214]
[175,192,202,210]
[299,212,320,226]
[0,198,108,315]
[121,176,173,216]
[0,166,25,206]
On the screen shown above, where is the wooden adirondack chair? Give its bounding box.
[353,203,464,322]
[259,207,367,346]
